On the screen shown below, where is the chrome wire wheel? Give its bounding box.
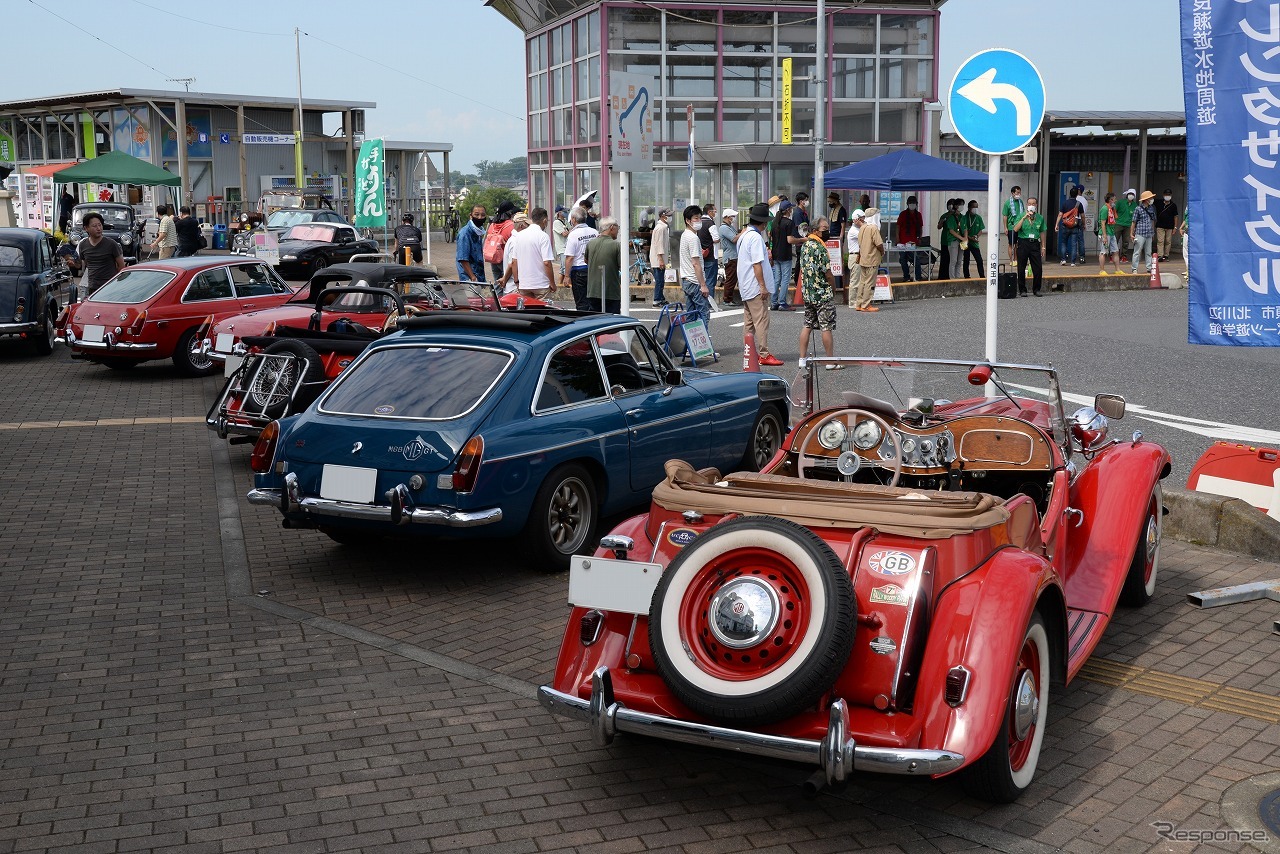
[249,358,297,410]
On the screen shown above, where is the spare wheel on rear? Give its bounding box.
[648,516,856,726]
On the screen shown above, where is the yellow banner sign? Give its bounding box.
[781,58,793,145]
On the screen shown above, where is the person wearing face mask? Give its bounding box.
[895,195,924,282]
[679,205,714,347]
[798,217,839,365]
[936,200,954,282]
[1096,193,1121,275]
[1012,197,1046,296]
[1130,191,1157,274]
[1002,186,1025,265]
[649,207,671,306]
[944,199,966,280]
[1154,189,1180,262]
[1115,189,1137,261]
[962,200,985,279]
[769,200,802,310]
[455,204,488,282]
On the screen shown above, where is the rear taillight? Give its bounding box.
[13,297,25,321]
[579,610,604,646]
[127,309,147,335]
[453,435,484,493]
[250,421,280,473]
[945,665,971,708]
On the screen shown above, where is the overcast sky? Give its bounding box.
[8,1,1184,171]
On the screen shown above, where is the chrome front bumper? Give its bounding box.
[247,484,503,528]
[538,667,965,786]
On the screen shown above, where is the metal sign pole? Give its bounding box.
[986,153,1000,365]
[620,171,630,316]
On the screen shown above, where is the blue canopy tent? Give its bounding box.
[823,149,988,191]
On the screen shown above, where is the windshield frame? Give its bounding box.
[798,356,1069,450]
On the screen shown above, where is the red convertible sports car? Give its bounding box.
[62,257,295,375]
[540,356,1170,802]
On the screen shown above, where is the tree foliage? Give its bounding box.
[454,186,524,218]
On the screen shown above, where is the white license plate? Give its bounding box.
[320,464,378,503]
[82,324,104,343]
[568,556,664,615]
[215,333,235,353]
[224,353,243,378]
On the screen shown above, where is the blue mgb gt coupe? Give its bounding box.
[247,310,788,571]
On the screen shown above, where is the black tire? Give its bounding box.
[740,406,785,472]
[101,358,138,371]
[172,327,218,377]
[1118,484,1161,607]
[32,309,55,356]
[311,256,328,272]
[246,339,328,419]
[962,613,1050,803]
[522,463,597,573]
[648,516,856,726]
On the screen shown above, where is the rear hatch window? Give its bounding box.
[88,269,175,303]
[319,344,513,420]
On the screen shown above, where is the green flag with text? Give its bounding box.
[353,138,385,228]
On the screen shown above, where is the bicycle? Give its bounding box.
[443,207,460,243]
[628,238,653,287]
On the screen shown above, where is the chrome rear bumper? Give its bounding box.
[538,667,965,786]
[63,329,157,352]
[247,485,502,528]
[0,321,39,335]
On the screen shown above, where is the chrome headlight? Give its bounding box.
[121,233,133,244]
[1070,406,1109,450]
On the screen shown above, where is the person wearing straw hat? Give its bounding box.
[1130,191,1158,274]
[738,203,783,366]
[853,207,884,311]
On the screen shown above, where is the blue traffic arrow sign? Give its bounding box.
[947,49,1045,156]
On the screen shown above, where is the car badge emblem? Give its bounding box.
[667,528,698,547]
[867,550,917,576]
[93,312,100,319]
[869,585,909,606]
[351,442,362,454]
[731,600,747,616]
[399,435,438,462]
[870,636,897,655]
[373,404,394,415]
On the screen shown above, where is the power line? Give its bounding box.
[26,0,174,80]
[127,0,287,37]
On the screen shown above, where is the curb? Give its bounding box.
[1163,486,1280,560]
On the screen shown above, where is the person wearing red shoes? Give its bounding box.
[797,217,838,365]
[738,203,783,367]
[853,208,884,312]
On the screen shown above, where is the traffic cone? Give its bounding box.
[743,332,761,372]
[1148,252,1165,289]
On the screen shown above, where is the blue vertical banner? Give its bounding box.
[1183,0,1280,346]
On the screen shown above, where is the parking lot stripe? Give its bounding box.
[1080,658,1280,723]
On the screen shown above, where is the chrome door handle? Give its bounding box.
[1066,508,1084,528]
[625,408,643,417]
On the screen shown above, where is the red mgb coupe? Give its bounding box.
[62,257,294,375]
[540,357,1170,802]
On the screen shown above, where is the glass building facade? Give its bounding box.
[498,1,941,220]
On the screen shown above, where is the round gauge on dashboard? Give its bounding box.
[817,419,847,450]
[920,438,935,456]
[851,419,883,450]
[899,435,917,455]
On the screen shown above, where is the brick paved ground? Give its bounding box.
[1,339,1278,853]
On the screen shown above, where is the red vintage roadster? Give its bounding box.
[540,357,1170,802]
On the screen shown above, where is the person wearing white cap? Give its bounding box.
[1116,189,1137,261]
[846,209,865,274]
[719,209,741,305]
[853,208,884,311]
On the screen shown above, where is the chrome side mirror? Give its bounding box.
[1093,393,1125,420]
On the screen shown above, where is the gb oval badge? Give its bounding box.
[867,550,917,576]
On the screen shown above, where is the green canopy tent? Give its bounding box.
[50,150,181,187]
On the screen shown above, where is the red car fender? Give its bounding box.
[1064,442,1171,614]
[915,547,1061,774]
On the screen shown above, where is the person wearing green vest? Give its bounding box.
[1012,197,1046,296]
[1115,188,1137,261]
[962,200,985,278]
[1002,186,1025,264]
[1096,192,1121,275]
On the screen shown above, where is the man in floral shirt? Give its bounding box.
[797,216,840,366]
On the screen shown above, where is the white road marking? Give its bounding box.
[1007,381,1280,445]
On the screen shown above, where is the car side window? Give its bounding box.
[229,263,280,297]
[535,338,608,412]
[595,328,666,395]
[184,267,234,302]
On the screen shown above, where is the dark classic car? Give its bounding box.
[274,223,378,279]
[0,228,70,355]
[541,356,1171,802]
[65,203,140,263]
[247,310,788,571]
[231,208,349,255]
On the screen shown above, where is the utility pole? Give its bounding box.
[294,27,305,187]
[813,0,826,212]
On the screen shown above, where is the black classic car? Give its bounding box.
[231,208,349,255]
[274,223,378,280]
[65,203,141,264]
[0,228,70,356]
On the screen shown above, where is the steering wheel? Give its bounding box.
[606,363,645,392]
[796,408,903,487]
